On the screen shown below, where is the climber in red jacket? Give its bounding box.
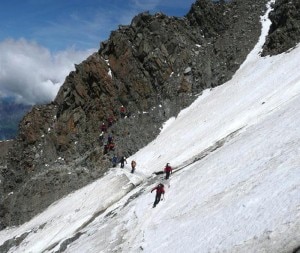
[151,183,165,208]
[164,163,173,180]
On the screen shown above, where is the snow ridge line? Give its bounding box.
[43,207,108,252]
[0,231,30,253]
[51,232,85,253]
[171,127,244,175]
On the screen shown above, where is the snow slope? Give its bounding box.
[1,1,300,252]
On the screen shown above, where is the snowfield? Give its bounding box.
[1,1,300,252]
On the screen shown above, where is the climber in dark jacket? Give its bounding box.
[120,156,127,168]
[107,134,113,144]
[112,155,118,167]
[151,183,165,208]
[103,144,109,155]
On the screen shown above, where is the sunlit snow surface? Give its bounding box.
[1,1,300,252]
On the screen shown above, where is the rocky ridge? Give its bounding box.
[0,0,273,229]
[262,0,300,55]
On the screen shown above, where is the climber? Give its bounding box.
[108,141,115,151]
[164,163,173,180]
[107,115,115,127]
[120,105,126,118]
[103,144,109,155]
[107,134,113,144]
[101,122,107,132]
[151,183,165,208]
[112,155,118,167]
[120,156,127,168]
[131,160,137,173]
[99,131,105,145]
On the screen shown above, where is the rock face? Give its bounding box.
[0,140,13,190]
[0,0,271,229]
[262,0,300,56]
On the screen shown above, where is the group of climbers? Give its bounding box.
[111,154,126,168]
[113,157,173,208]
[97,104,140,176]
[103,134,115,154]
[100,120,115,154]
[151,163,173,208]
[98,104,174,209]
[101,114,117,133]
[100,132,115,149]
[99,105,130,155]
[111,151,172,208]
[110,155,137,174]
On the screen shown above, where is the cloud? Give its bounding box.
[0,38,95,105]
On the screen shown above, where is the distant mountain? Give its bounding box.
[0,98,32,140]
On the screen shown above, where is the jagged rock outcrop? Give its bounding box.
[0,0,269,229]
[262,0,300,56]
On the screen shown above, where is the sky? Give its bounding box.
[0,0,195,105]
[1,2,300,252]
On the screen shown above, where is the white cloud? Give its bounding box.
[0,38,95,105]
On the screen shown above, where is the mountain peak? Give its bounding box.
[1,0,297,230]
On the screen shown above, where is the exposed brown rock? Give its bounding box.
[0,0,270,229]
